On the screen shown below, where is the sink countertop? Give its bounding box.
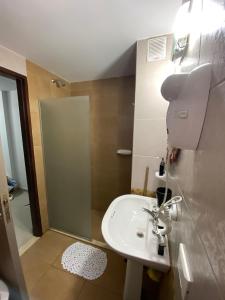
[102,194,170,273]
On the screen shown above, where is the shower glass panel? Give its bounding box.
[39,96,91,238]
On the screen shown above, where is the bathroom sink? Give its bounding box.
[102,194,170,272]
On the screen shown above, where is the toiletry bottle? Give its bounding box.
[159,158,165,176]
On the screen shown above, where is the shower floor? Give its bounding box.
[92,209,105,243]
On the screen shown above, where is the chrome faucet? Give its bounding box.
[143,207,166,256]
[142,207,157,219]
[142,207,159,235]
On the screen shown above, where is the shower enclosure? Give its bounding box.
[39,77,134,242]
[40,96,92,238]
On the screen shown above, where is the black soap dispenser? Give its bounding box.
[159,158,165,176]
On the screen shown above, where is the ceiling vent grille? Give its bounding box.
[147,36,167,62]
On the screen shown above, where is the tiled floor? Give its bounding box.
[10,189,34,249]
[21,230,125,300]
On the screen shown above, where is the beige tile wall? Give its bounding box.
[161,1,225,299]
[27,61,134,231]
[71,76,135,211]
[26,61,71,232]
[133,22,225,299]
[131,34,174,195]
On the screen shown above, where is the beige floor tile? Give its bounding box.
[30,267,85,300]
[78,282,123,300]
[21,250,50,293]
[52,252,64,271]
[90,249,126,294]
[52,243,126,294]
[25,230,76,264]
[21,230,77,292]
[22,230,126,299]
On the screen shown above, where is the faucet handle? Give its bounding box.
[142,207,157,219]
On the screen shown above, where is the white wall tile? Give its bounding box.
[134,62,174,120]
[133,118,167,157]
[131,155,163,191]
[134,37,174,120]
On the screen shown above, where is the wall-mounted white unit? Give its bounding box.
[161,63,211,150]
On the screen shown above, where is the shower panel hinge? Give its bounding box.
[0,194,11,223]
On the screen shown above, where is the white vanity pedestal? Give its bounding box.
[101,195,170,299]
[123,259,143,300]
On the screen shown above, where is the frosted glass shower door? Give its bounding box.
[40,96,91,238]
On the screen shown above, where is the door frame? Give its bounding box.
[0,66,42,236]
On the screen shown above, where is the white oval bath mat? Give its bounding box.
[61,242,107,280]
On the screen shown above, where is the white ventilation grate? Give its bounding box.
[147,36,167,62]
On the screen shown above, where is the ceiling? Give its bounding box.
[0,0,181,82]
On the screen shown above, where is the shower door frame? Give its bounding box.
[0,66,42,236]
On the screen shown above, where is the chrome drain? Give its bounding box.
[137,232,144,238]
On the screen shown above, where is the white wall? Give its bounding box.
[0,45,28,189]
[3,91,28,190]
[0,93,12,177]
[0,45,26,76]
[131,34,174,193]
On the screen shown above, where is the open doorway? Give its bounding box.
[0,67,42,253]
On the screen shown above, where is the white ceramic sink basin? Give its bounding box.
[102,194,170,273]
